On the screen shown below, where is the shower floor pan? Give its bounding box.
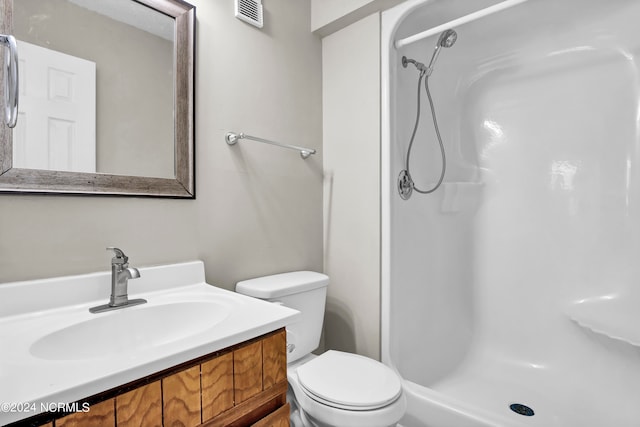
[397,353,634,427]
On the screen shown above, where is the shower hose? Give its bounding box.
[404,71,447,194]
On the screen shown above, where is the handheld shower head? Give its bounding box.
[438,29,457,48]
[426,29,457,76]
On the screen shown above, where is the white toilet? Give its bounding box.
[236,271,406,427]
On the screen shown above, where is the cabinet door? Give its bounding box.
[263,329,287,389]
[163,365,202,427]
[234,340,264,403]
[201,351,234,421]
[251,403,290,427]
[116,381,162,427]
[56,399,114,427]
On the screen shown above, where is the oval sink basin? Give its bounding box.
[30,301,230,360]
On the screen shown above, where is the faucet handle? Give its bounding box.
[106,247,128,264]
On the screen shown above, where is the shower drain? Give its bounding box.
[510,403,535,417]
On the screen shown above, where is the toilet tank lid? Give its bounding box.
[236,271,329,299]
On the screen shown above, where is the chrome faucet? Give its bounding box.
[89,247,146,313]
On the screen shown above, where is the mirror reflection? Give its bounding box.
[13,0,175,179]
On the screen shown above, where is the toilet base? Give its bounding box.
[293,401,400,427]
[288,387,305,427]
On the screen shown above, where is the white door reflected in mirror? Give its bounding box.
[13,40,96,173]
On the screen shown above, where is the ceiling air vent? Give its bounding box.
[235,0,263,28]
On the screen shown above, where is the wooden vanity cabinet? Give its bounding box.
[29,329,288,427]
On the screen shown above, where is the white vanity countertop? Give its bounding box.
[0,261,299,425]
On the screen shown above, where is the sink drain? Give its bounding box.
[510,403,535,417]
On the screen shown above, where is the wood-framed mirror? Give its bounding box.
[0,0,195,198]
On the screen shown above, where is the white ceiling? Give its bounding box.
[67,0,174,41]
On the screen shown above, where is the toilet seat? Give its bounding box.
[296,350,402,411]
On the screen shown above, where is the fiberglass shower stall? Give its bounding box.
[381,0,640,426]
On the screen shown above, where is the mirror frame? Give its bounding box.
[0,0,195,198]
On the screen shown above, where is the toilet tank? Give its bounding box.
[236,271,329,363]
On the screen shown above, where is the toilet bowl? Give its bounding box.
[288,352,405,427]
[236,272,406,427]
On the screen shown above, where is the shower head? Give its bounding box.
[438,29,457,48]
[426,29,457,76]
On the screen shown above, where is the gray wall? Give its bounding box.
[0,0,323,290]
[322,13,381,360]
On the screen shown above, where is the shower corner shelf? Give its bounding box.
[567,295,640,347]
